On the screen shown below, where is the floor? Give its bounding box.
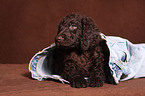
[1,64,145,96]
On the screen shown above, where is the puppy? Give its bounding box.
[53,13,110,88]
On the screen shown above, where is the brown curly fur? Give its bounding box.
[53,14,111,88]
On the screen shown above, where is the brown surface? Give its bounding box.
[0,64,145,96]
[1,1,145,95]
[0,0,145,63]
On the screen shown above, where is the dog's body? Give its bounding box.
[53,14,110,88]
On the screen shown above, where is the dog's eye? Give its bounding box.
[69,25,77,31]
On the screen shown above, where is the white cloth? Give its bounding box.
[29,34,145,84]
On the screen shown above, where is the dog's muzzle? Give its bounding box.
[55,36,64,43]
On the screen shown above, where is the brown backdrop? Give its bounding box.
[0,0,145,64]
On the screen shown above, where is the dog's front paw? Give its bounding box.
[70,76,87,88]
[88,76,103,87]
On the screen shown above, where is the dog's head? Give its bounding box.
[55,13,102,51]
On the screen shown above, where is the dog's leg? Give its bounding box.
[89,66,105,87]
[61,60,87,88]
[88,52,105,87]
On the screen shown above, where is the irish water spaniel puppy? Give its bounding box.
[53,13,110,88]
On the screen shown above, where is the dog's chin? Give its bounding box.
[55,42,76,50]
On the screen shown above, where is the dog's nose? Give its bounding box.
[55,36,64,42]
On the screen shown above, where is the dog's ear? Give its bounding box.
[81,16,100,51]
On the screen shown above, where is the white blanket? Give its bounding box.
[29,34,145,84]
